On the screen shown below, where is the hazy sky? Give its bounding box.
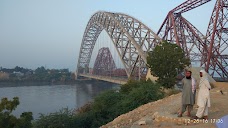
[0,0,216,71]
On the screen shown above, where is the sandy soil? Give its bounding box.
[101,82,228,128]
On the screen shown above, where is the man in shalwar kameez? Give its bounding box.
[193,69,211,119]
[178,70,196,117]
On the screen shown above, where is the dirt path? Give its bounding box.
[101,82,228,128]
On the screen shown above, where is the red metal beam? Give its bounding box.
[204,0,228,77]
[172,0,211,14]
[158,0,228,78]
[93,47,117,76]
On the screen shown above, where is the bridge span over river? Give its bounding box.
[76,0,228,84]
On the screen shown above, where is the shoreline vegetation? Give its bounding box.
[0,66,77,84]
[32,80,180,128]
[0,42,195,127]
[1,80,174,128]
[0,66,105,87]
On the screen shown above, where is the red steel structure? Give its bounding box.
[157,0,227,79]
[76,0,228,80]
[204,0,228,78]
[93,47,116,76]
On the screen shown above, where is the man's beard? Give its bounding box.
[186,76,191,79]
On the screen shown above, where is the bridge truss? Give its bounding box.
[76,0,228,80]
[204,0,228,78]
[76,11,161,79]
[93,47,116,76]
[158,0,228,79]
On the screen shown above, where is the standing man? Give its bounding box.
[178,70,196,117]
[193,69,211,119]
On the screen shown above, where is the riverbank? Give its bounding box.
[0,79,115,87]
[32,80,165,127]
[0,81,118,120]
[101,82,228,128]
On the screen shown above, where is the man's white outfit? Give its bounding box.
[196,70,211,118]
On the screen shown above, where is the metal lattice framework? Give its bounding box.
[93,47,116,75]
[157,0,228,79]
[158,1,211,63]
[76,0,228,80]
[76,11,161,78]
[204,0,228,78]
[158,13,208,63]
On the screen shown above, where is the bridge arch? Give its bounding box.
[76,11,161,78]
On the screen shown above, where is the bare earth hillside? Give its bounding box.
[101,82,228,128]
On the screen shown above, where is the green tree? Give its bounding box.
[35,66,47,74]
[120,80,164,112]
[14,66,23,72]
[0,97,33,128]
[33,108,73,128]
[147,41,190,89]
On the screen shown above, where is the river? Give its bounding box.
[0,81,119,119]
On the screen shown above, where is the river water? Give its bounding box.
[0,81,119,119]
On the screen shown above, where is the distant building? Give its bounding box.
[13,71,24,77]
[0,72,9,80]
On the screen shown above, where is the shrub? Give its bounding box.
[120,80,164,111]
[74,102,93,114]
[90,90,124,127]
[120,80,139,94]
[71,112,94,128]
[0,97,33,128]
[33,108,73,128]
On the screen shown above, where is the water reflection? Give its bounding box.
[0,81,119,119]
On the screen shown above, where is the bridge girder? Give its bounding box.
[157,13,209,64]
[76,11,161,79]
[204,0,228,78]
[157,0,228,79]
[76,0,228,80]
[93,47,116,76]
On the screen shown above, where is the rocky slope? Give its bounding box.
[101,82,228,128]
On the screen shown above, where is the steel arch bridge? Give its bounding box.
[76,0,228,81]
[76,11,161,79]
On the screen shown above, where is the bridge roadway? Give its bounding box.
[78,74,128,85]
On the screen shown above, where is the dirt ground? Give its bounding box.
[101,82,228,128]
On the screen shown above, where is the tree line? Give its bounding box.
[0,66,75,82]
